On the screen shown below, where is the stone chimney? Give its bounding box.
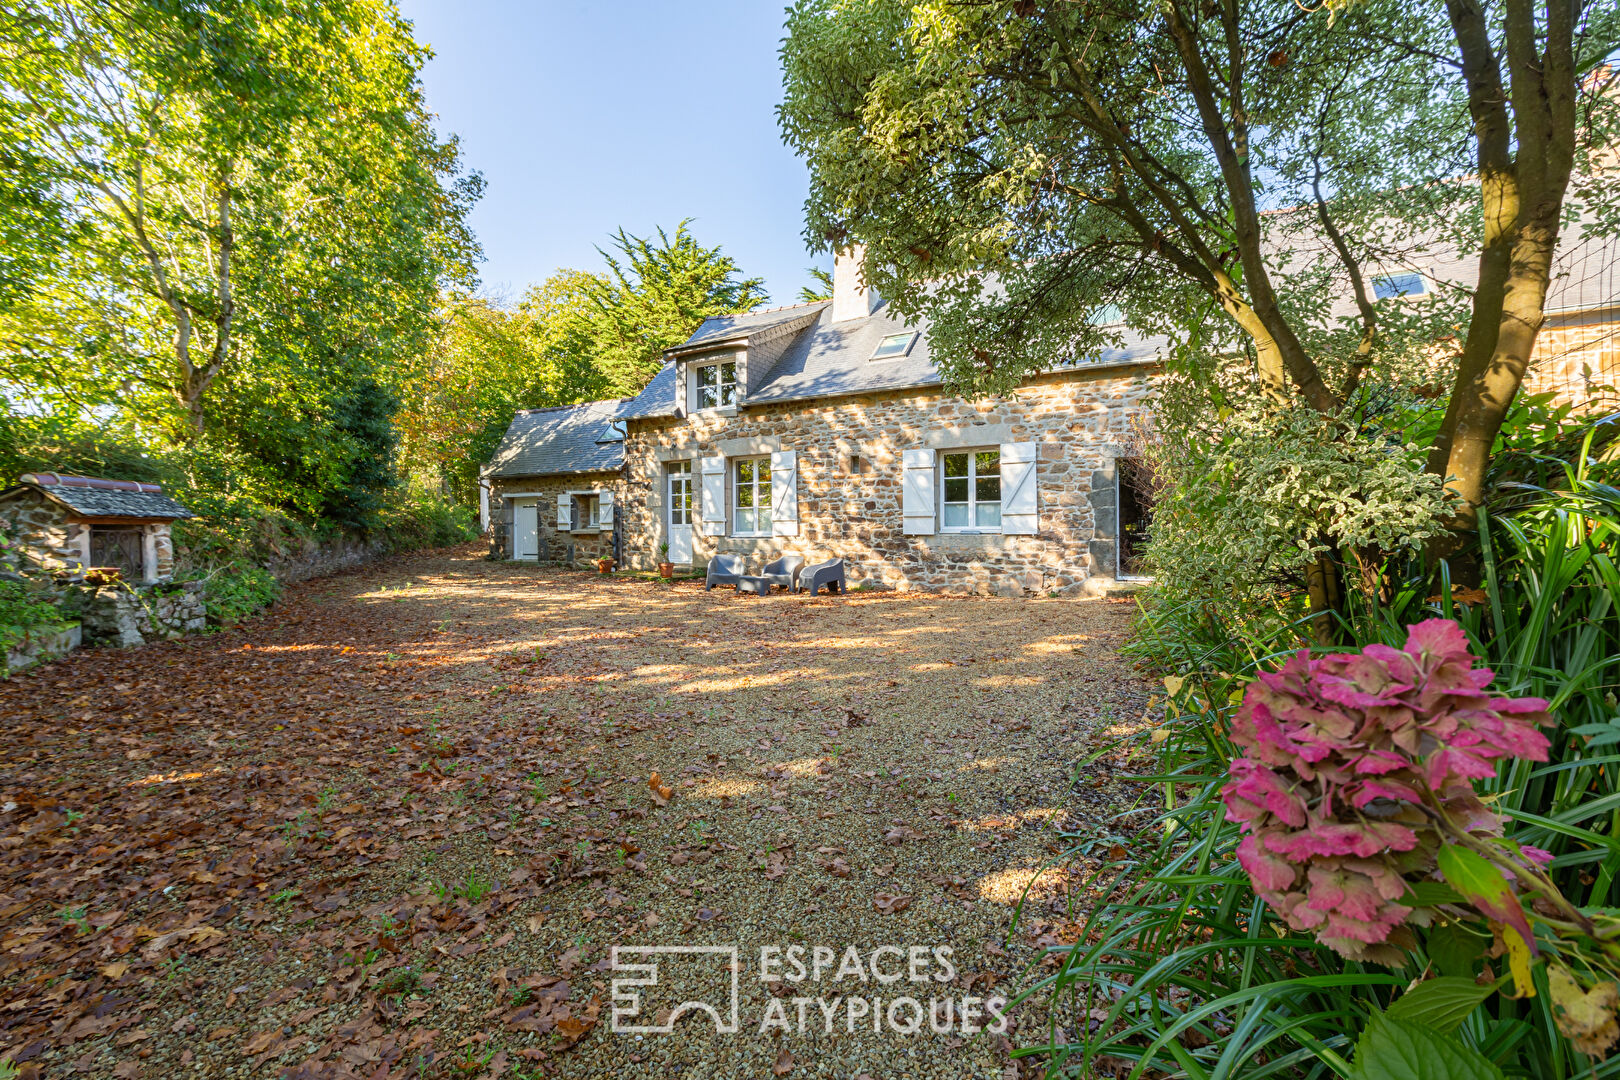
[831,246,878,322]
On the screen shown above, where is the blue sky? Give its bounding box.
[395,0,828,306]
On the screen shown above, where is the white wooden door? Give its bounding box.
[513,500,538,559]
[668,463,693,563]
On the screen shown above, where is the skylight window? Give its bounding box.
[871,332,916,360]
[1372,271,1427,300]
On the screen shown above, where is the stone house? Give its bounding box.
[481,398,627,567]
[0,473,192,583]
[482,225,1615,594]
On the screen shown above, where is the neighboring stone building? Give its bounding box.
[0,473,192,583]
[481,399,627,567]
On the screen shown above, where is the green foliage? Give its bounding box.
[0,578,63,649]
[798,266,834,303]
[1017,411,1620,1077]
[396,223,766,504]
[1350,1013,1505,1080]
[200,564,281,627]
[0,0,482,554]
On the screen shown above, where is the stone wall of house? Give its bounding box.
[620,365,1154,596]
[0,491,85,574]
[487,473,621,568]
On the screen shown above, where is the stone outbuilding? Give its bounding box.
[0,473,193,584]
[480,399,627,567]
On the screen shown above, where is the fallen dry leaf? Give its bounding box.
[873,892,914,914]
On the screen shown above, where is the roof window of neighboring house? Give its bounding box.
[1372,271,1427,300]
[598,419,626,443]
[696,361,737,409]
[870,332,917,361]
[1086,303,1124,326]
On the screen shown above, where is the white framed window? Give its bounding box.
[696,361,737,409]
[941,449,1002,531]
[668,461,692,526]
[733,456,772,536]
[580,495,600,529]
[870,332,917,361]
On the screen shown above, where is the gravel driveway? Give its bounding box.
[0,548,1151,1079]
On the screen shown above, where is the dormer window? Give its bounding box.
[870,332,916,361]
[598,419,626,444]
[696,361,737,409]
[1372,271,1427,300]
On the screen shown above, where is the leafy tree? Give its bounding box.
[799,266,835,302]
[397,224,768,503]
[779,0,1619,529]
[0,0,480,441]
[582,221,767,396]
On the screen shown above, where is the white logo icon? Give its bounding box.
[610,945,740,1034]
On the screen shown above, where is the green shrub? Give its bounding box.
[201,564,282,626]
[1019,410,1620,1078]
[378,489,477,551]
[0,579,64,649]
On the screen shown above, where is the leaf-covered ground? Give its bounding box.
[0,547,1152,1079]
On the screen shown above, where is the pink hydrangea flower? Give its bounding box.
[1220,619,1551,964]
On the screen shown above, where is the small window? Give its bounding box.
[942,450,1001,531]
[1372,272,1426,300]
[696,361,737,409]
[1086,303,1124,326]
[733,456,773,536]
[870,332,916,360]
[599,419,626,443]
[668,461,692,527]
[579,495,600,529]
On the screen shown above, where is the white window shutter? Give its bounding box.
[1001,442,1038,535]
[902,448,936,535]
[598,489,614,530]
[700,456,726,532]
[556,492,572,532]
[770,450,799,536]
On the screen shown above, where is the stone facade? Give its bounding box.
[487,472,622,568]
[70,581,207,648]
[0,491,87,574]
[620,365,1154,596]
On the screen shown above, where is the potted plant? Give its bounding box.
[595,556,614,574]
[657,542,674,580]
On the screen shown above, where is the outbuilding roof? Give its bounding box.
[4,474,193,519]
[483,399,627,479]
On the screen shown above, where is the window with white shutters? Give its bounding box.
[902,448,936,535]
[770,450,799,536]
[1000,442,1038,535]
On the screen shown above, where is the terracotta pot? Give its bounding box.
[596,558,614,574]
[658,562,675,579]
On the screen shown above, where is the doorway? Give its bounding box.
[1117,458,1154,579]
[512,500,539,560]
[667,461,693,564]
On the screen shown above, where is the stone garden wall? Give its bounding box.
[620,364,1155,596]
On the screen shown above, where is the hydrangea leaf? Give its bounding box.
[1350,1012,1506,1080]
[1386,976,1501,1033]
[1548,963,1620,1059]
[1436,845,1537,959]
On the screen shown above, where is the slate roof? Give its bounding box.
[13,483,193,519]
[612,298,1165,418]
[616,362,681,421]
[673,302,830,352]
[483,399,627,479]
